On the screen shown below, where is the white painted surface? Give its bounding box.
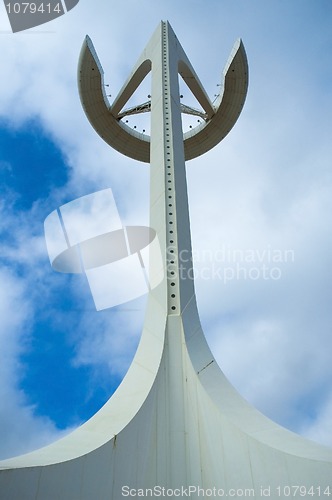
[1,21,331,500]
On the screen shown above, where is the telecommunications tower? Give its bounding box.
[1,21,332,500]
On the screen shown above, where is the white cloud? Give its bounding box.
[302,393,332,448]
[0,265,69,459]
[71,298,146,378]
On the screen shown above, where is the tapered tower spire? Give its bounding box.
[1,21,331,500]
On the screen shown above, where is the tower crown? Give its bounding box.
[78,21,248,163]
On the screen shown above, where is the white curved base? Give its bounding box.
[1,296,332,499]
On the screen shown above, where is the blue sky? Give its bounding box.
[0,0,332,459]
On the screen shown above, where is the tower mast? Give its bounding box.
[1,20,332,500]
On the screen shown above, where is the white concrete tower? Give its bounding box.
[0,21,332,500]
